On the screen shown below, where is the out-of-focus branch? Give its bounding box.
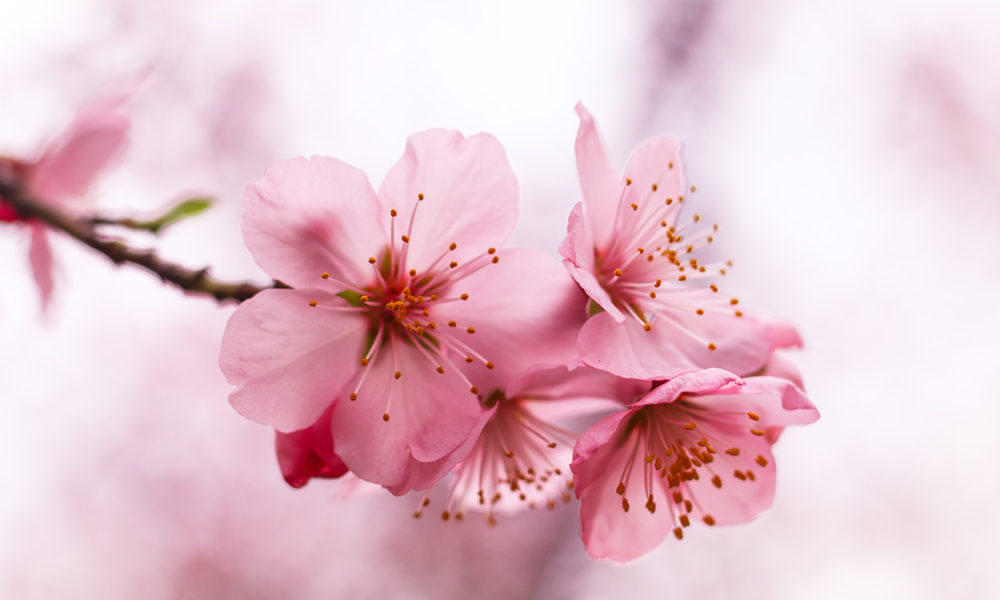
[0,178,282,303]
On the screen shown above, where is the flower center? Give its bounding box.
[412,395,575,526]
[305,194,501,422]
[613,400,770,540]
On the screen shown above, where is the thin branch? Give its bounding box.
[0,178,283,303]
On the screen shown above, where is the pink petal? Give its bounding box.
[759,315,804,350]
[632,368,741,408]
[377,129,518,274]
[219,288,368,432]
[695,376,819,428]
[670,420,778,526]
[28,223,55,312]
[274,404,348,488]
[560,202,625,322]
[573,103,622,250]
[507,362,646,410]
[619,137,686,215]
[330,338,484,493]
[29,96,130,203]
[573,414,675,561]
[579,308,772,379]
[433,247,587,388]
[242,156,387,289]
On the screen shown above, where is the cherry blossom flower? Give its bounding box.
[560,103,775,379]
[413,363,646,526]
[220,131,585,494]
[571,368,818,562]
[0,93,130,311]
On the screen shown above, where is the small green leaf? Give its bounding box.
[138,198,213,234]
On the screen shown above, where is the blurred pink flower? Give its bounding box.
[570,368,818,562]
[416,362,646,526]
[0,94,131,310]
[561,103,773,379]
[221,131,584,495]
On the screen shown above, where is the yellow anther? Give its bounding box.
[449,261,458,268]
[734,470,747,481]
[449,242,457,251]
[711,475,722,488]
[485,361,495,370]
[625,178,632,185]
[460,293,469,300]
[756,455,768,467]
[390,209,398,217]
[308,300,318,307]
[725,448,740,456]
[654,279,662,287]
[622,498,630,513]
[750,429,766,436]
[643,323,652,332]
[448,321,457,327]
[708,343,717,351]
[491,256,499,264]
[321,272,330,279]
[631,203,638,211]
[693,214,700,223]
[747,411,760,421]
[368,257,376,264]
[360,295,370,303]
[613,268,623,277]
[436,366,445,374]
[441,510,450,521]
[349,392,357,401]
[382,413,390,422]
[668,161,674,169]
[470,386,479,394]
[649,291,657,299]
[673,527,683,540]
[730,298,739,305]
[394,371,402,380]
[678,275,687,281]
[735,310,744,317]
[683,421,697,430]
[679,514,690,527]
[466,327,476,334]
[652,183,658,192]
[616,482,626,495]
[487,247,496,254]
[401,235,410,243]
[465,357,474,363]
[418,193,424,201]
[690,185,696,192]
[703,515,715,526]
[709,284,719,292]
[360,357,370,366]
[696,308,704,315]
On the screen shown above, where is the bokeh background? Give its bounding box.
[1,1,998,598]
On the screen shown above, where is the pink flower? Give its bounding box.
[413,362,646,525]
[570,368,819,562]
[560,103,774,379]
[220,131,585,494]
[0,93,131,310]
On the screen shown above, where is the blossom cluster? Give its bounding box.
[219,103,818,562]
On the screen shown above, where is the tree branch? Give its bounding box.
[0,178,282,303]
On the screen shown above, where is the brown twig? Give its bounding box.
[0,178,282,303]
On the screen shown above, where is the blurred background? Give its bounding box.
[1,1,997,598]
